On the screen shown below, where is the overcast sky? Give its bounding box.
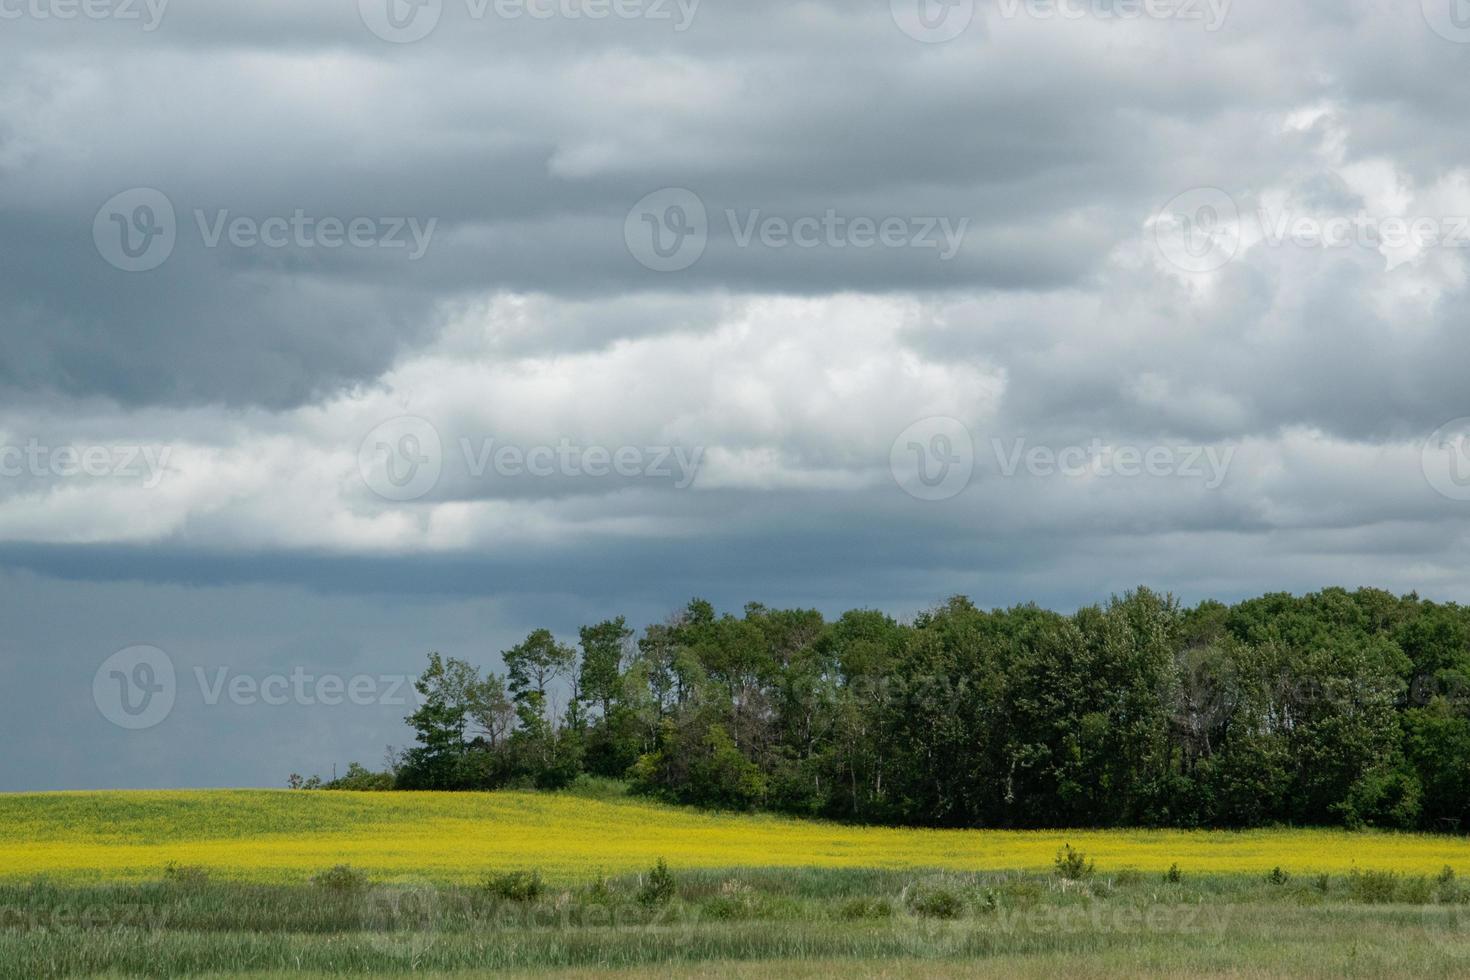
[4,0,1470,790]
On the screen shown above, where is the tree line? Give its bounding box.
[312,587,1470,832]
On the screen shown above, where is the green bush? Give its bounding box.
[481,870,543,902]
[638,859,676,907]
[1266,867,1290,886]
[1054,844,1094,880]
[838,896,893,920]
[1434,866,1463,904]
[311,864,369,894]
[1347,869,1399,903]
[906,884,963,919]
[1165,863,1183,884]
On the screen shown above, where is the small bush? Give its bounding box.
[1314,873,1331,894]
[1434,866,1463,904]
[997,878,1044,908]
[1347,869,1399,904]
[583,876,614,905]
[700,879,759,920]
[1054,844,1094,881]
[839,896,893,920]
[481,870,543,902]
[1266,866,1290,886]
[312,864,369,894]
[638,859,676,907]
[1165,863,1183,884]
[907,884,964,919]
[1113,868,1141,886]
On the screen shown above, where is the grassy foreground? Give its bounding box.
[6,784,1470,883]
[6,786,1470,977]
[3,865,1470,978]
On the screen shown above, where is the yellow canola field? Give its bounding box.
[3,789,1469,884]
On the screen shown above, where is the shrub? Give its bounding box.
[1314,873,1331,893]
[638,859,676,907]
[1266,866,1290,886]
[1054,844,1094,880]
[1434,866,1463,904]
[1347,869,1399,903]
[700,881,760,921]
[906,884,964,919]
[583,876,614,905]
[312,864,369,894]
[1165,863,1183,884]
[481,870,543,902]
[839,896,894,920]
[325,762,395,791]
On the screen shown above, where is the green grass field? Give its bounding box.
[4,786,1470,978]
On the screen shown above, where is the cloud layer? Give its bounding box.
[4,0,1470,788]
